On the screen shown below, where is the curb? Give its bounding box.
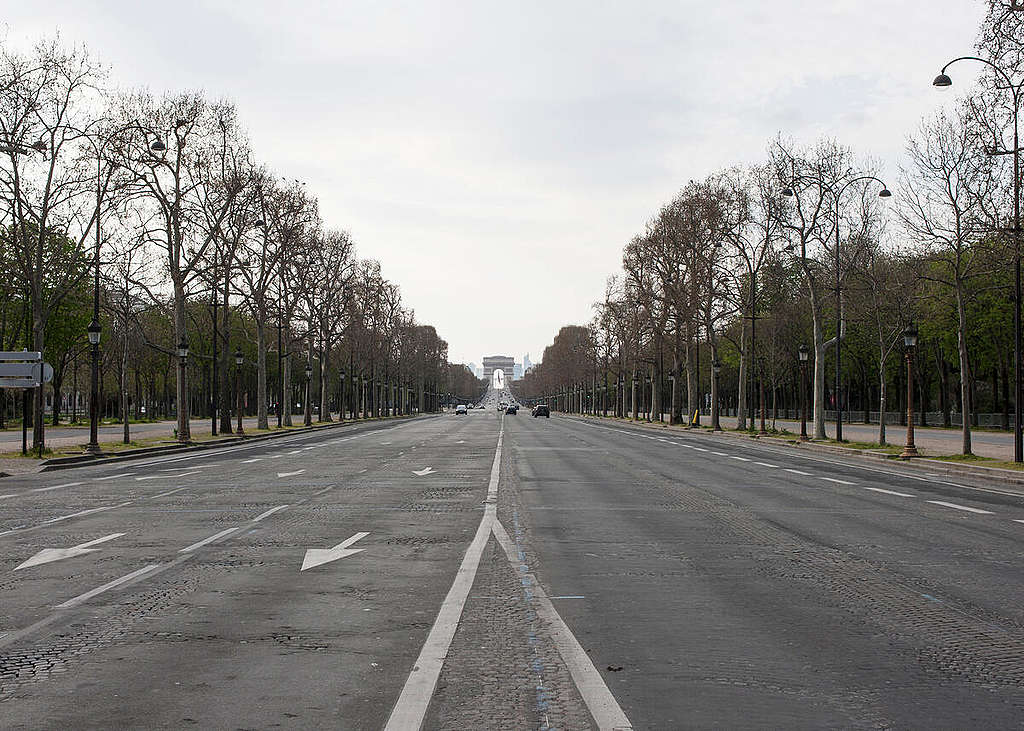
[566,413,1024,491]
[28,414,427,474]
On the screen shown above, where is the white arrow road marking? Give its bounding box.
[16,533,125,571]
[412,467,436,476]
[301,532,369,571]
[278,470,305,478]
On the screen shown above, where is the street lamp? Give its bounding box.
[340,368,347,420]
[711,359,722,431]
[798,345,809,441]
[783,176,891,442]
[901,324,920,459]
[935,58,1022,462]
[177,337,189,443]
[235,347,245,436]
[86,319,102,454]
[304,361,313,426]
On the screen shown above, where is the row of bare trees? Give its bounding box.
[0,37,466,450]
[517,2,1024,456]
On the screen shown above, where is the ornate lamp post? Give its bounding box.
[340,368,347,420]
[234,347,245,436]
[711,359,722,431]
[86,319,102,454]
[901,324,920,459]
[935,59,1022,461]
[798,345,810,441]
[304,361,313,426]
[176,337,189,443]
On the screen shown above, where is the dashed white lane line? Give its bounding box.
[136,471,200,481]
[252,505,289,522]
[927,500,994,515]
[729,456,751,462]
[269,454,283,459]
[149,486,190,499]
[179,527,241,553]
[865,487,916,498]
[821,477,856,485]
[277,470,305,478]
[93,473,134,481]
[691,446,708,452]
[43,505,119,524]
[241,458,263,463]
[288,450,302,455]
[712,451,728,456]
[785,469,812,476]
[0,494,15,499]
[31,481,82,493]
[55,564,161,609]
[1015,519,1024,524]
[754,462,778,468]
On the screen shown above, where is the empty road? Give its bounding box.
[1,409,1023,728]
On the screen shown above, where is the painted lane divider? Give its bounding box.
[865,487,915,498]
[242,458,263,463]
[300,532,369,571]
[55,564,160,609]
[15,533,125,571]
[927,500,994,515]
[31,481,83,493]
[252,505,289,522]
[179,527,241,553]
[149,486,190,500]
[93,473,134,481]
[136,471,200,481]
[754,462,778,468]
[785,469,812,476]
[821,477,856,485]
[277,470,305,478]
[412,467,436,476]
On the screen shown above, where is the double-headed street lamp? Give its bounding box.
[901,324,920,459]
[783,176,891,442]
[935,58,1023,462]
[235,347,245,436]
[798,345,810,441]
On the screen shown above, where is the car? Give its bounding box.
[505,405,517,415]
[455,404,468,415]
[532,404,550,418]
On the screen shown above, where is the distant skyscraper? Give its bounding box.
[523,353,532,373]
[513,363,523,380]
[467,362,478,378]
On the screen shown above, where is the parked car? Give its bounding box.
[455,404,468,415]
[505,405,517,415]
[532,404,550,418]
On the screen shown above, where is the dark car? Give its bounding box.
[505,405,518,415]
[532,404,550,418]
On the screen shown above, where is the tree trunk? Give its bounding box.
[173,278,190,442]
[283,355,293,426]
[736,324,747,429]
[810,294,826,440]
[956,285,972,455]
[878,357,887,446]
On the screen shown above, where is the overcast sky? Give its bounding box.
[2,1,986,366]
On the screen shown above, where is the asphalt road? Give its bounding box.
[1,409,1023,728]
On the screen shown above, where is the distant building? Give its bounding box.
[523,353,533,373]
[513,363,523,380]
[467,362,478,378]
[482,355,515,385]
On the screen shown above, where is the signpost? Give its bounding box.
[0,352,54,457]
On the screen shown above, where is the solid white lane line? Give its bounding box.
[242,458,263,463]
[729,456,750,462]
[754,462,778,468]
[691,446,708,452]
[277,470,305,478]
[785,469,812,476]
[149,486,190,499]
[385,419,505,731]
[179,527,241,553]
[251,505,288,522]
[491,519,632,731]
[821,477,856,485]
[56,564,161,609]
[865,487,915,498]
[927,500,994,515]
[31,481,83,493]
[93,473,134,481]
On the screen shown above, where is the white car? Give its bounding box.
[455,404,468,415]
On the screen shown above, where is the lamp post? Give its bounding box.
[798,345,809,441]
[901,324,920,459]
[86,319,102,454]
[235,347,244,436]
[711,359,722,431]
[935,59,1022,462]
[340,368,347,421]
[783,176,891,442]
[176,337,189,443]
[304,361,313,426]
[645,375,652,422]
